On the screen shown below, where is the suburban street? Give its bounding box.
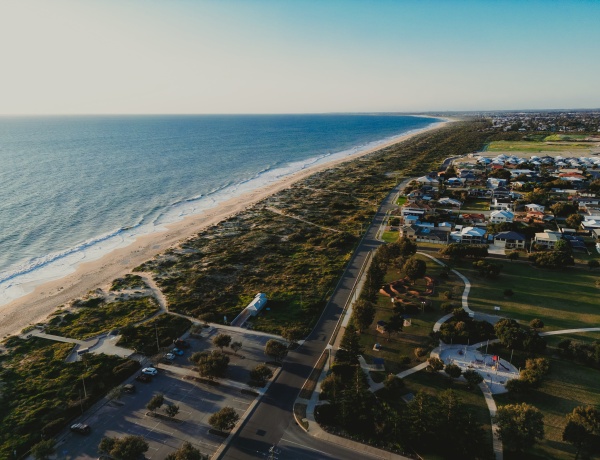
[219,182,405,460]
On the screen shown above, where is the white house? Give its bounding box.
[525,203,545,213]
[490,210,514,224]
[438,197,462,208]
[246,293,268,316]
[534,230,562,249]
[450,226,487,244]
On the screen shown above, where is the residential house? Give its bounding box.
[438,197,462,208]
[493,231,526,249]
[462,213,486,225]
[490,196,515,211]
[534,230,562,249]
[400,201,430,217]
[450,226,487,244]
[525,203,545,213]
[490,210,514,224]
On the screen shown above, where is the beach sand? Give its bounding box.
[0,120,451,339]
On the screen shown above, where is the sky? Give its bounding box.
[1,0,599,114]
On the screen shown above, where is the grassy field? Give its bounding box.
[359,255,463,374]
[487,140,596,153]
[463,198,490,211]
[456,261,600,331]
[382,230,399,243]
[397,195,407,206]
[495,356,600,459]
[399,370,494,459]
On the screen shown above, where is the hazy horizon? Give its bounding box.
[2,0,599,115]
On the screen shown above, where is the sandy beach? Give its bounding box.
[0,119,450,339]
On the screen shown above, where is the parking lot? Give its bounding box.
[53,326,280,459]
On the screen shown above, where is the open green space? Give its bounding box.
[456,261,600,331]
[360,255,463,374]
[495,356,600,459]
[462,198,489,211]
[397,195,408,206]
[382,230,399,243]
[487,140,595,153]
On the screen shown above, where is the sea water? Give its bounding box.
[0,114,440,305]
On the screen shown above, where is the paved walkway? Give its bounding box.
[540,327,600,336]
[480,381,503,460]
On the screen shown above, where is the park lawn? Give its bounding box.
[487,140,594,153]
[494,356,600,460]
[456,261,600,331]
[399,370,494,459]
[360,255,463,374]
[397,195,407,206]
[382,231,399,243]
[463,198,490,211]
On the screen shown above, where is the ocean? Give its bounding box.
[0,114,440,305]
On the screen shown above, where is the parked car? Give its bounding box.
[172,348,184,356]
[164,353,175,361]
[141,367,158,375]
[123,384,136,393]
[135,374,152,383]
[174,339,190,349]
[70,423,91,434]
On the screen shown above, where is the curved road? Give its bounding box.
[219,184,404,460]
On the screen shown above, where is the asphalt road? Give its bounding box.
[220,184,403,460]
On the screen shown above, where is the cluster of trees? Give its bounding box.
[494,318,546,354]
[505,358,550,393]
[190,350,230,380]
[472,260,503,278]
[557,339,600,368]
[528,240,574,268]
[438,244,488,261]
[495,403,545,453]
[249,364,273,387]
[437,309,495,345]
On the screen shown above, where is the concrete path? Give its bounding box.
[540,327,600,336]
[480,381,503,460]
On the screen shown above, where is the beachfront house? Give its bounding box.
[534,230,562,249]
[450,226,487,244]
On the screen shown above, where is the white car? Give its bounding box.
[141,367,158,375]
[164,353,175,361]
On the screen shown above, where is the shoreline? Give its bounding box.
[0,118,451,339]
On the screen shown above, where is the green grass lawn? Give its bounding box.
[487,140,595,153]
[495,356,600,459]
[397,195,408,206]
[456,261,600,331]
[463,198,490,211]
[382,230,399,243]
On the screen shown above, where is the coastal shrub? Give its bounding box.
[117,314,192,356]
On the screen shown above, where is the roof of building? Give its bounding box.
[494,231,525,241]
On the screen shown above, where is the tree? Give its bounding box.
[427,357,444,372]
[463,369,483,389]
[99,435,149,460]
[249,364,273,386]
[554,238,571,253]
[529,318,544,331]
[402,257,427,283]
[383,374,404,392]
[566,213,584,229]
[563,406,600,460]
[191,351,230,380]
[444,363,462,379]
[264,339,288,363]
[230,341,243,355]
[507,251,520,262]
[209,407,240,432]
[31,439,55,460]
[165,442,208,460]
[385,313,404,340]
[338,324,362,364]
[495,403,544,452]
[281,326,305,346]
[351,299,376,333]
[212,333,232,351]
[147,393,164,413]
[165,404,180,418]
[550,202,578,217]
[494,318,525,350]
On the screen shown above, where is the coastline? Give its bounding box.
[0,118,451,339]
